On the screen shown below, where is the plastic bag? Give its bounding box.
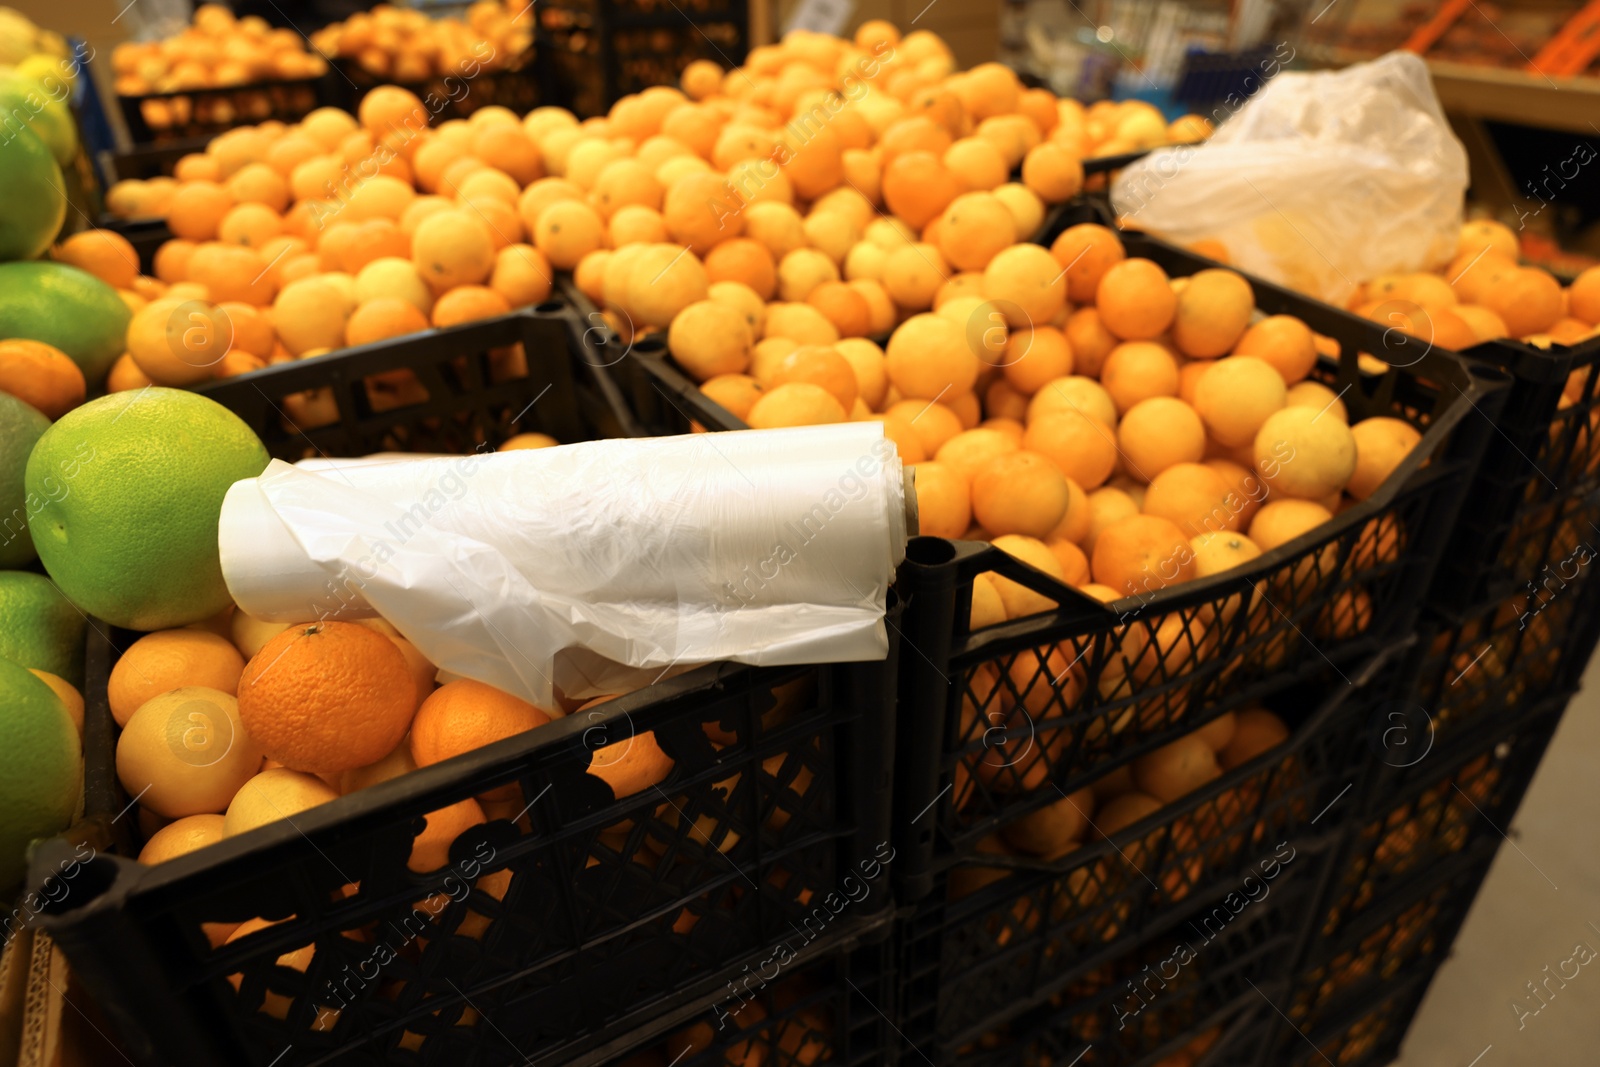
[1112,52,1468,305]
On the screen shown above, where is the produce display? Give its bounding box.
[109,4,329,95]
[309,1,534,82]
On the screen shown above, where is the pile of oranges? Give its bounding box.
[109,4,327,96]
[308,1,533,83]
[114,612,670,920]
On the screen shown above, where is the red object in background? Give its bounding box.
[1528,0,1600,75]
[1401,0,1473,53]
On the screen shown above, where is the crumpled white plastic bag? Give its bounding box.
[1112,51,1468,305]
[218,425,907,708]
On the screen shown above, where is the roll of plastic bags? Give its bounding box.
[219,424,908,707]
[1111,51,1468,305]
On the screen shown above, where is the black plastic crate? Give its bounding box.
[536,3,747,117]
[1284,847,1492,1043]
[1273,968,1434,1067]
[192,303,642,461]
[935,848,1319,1067]
[26,300,902,1065]
[593,922,898,1067]
[114,75,337,145]
[1431,334,1600,612]
[1310,693,1569,945]
[893,654,1389,1061]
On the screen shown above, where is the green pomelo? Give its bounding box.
[0,391,49,566]
[0,261,131,383]
[0,655,80,890]
[0,571,84,684]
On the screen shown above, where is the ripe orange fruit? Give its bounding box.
[983,244,1066,328]
[1100,342,1178,414]
[1193,356,1287,448]
[1172,269,1253,357]
[807,281,873,337]
[237,622,417,774]
[1117,397,1206,481]
[409,797,488,872]
[138,813,226,865]
[1002,326,1073,395]
[971,450,1071,538]
[1083,486,1139,557]
[772,345,858,410]
[1023,410,1116,489]
[1050,224,1125,304]
[1248,499,1334,552]
[1347,417,1422,500]
[1143,463,1235,536]
[412,209,498,290]
[1219,709,1288,770]
[668,299,751,380]
[108,629,247,727]
[938,192,1016,271]
[117,686,263,820]
[1190,530,1262,579]
[1569,266,1600,325]
[705,238,778,300]
[1133,735,1220,803]
[944,137,1009,191]
[168,182,236,241]
[0,339,85,419]
[587,728,675,799]
[663,172,743,253]
[52,230,140,290]
[886,313,978,399]
[1481,267,1562,338]
[1253,407,1358,499]
[1020,142,1083,203]
[359,85,428,135]
[1232,315,1317,384]
[747,382,847,427]
[346,297,429,347]
[432,285,512,328]
[224,767,338,836]
[409,678,554,768]
[989,534,1065,617]
[883,151,960,229]
[935,427,1018,486]
[911,461,971,538]
[1096,258,1176,340]
[1091,514,1194,596]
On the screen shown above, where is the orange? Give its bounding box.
[1248,499,1334,552]
[1143,463,1234,536]
[405,676,554,770]
[772,345,858,411]
[1481,267,1562,338]
[1190,530,1262,578]
[1061,308,1116,379]
[1347,417,1422,501]
[988,534,1065,617]
[186,243,275,306]
[409,797,488,873]
[1284,381,1347,423]
[432,286,512,328]
[1096,258,1176,340]
[52,230,140,290]
[226,162,291,213]
[938,192,1016,271]
[223,768,338,836]
[1100,342,1178,414]
[217,202,282,249]
[885,313,979,399]
[1117,397,1206,481]
[1047,537,1090,585]
[1002,786,1093,855]
[933,429,1018,489]
[273,276,353,355]
[138,813,226,865]
[1091,514,1194,596]
[490,245,553,307]
[153,238,197,284]
[1172,268,1253,357]
[1050,224,1124,304]
[807,281,872,337]
[359,85,428,135]
[971,450,1070,538]
[1254,407,1358,499]
[1232,316,1317,384]
[1193,356,1287,448]
[1020,142,1083,203]
[1132,735,1220,803]
[1001,326,1073,396]
[889,399,964,457]
[882,151,960,229]
[108,628,246,727]
[983,244,1066,328]
[1023,410,1116,489]
[0,340,85,419]
[116,687,262,819]
[882,243,951,311]
[986,380,1030,422]
[107,353,154,392]
[168,182,236,241]
[1219,709,1288,770]
[943,137,1009,191]
[777,248,840,303]
[700,374,764,421]
[346,297,429,347]
[413,209,497,290]
[705,238,777,300]
[1083,486,1140,558]
[957,63,1021,122]
[174,154,221,183]
[1569,265,1600,325]
[237,622,417,774]
[747,382,847,428]
[912,461,972,537]
[668,299,751,380]
[1028,375,1117,431]
[587,728,674,798]
[663,172,743,253]
[879,117,954,169]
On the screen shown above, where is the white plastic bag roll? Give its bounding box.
[218,424,909,707]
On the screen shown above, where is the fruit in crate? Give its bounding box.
[109,4,327,96]
[0,656,81,888]
[310,1,532,82]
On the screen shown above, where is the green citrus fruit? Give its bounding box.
[0,122,64,261]
[0,570,84,684]
[26,389,270,631]
[0,74,77,165]
[0,655,80,889]
[0,391,49,567]
[0,261,130,384]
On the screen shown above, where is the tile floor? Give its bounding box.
[1393,649,1600,1066]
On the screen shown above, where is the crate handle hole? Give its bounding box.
[906,537,957,566]
[37,855,122,917]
